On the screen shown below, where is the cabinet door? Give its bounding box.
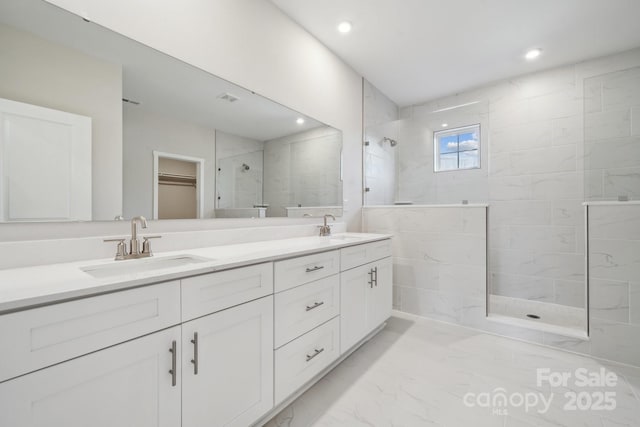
[0,326,181,427]
[182,296,273,427]
[340,262,371,353]
[368,257,393,330]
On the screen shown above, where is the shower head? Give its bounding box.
[383,137,398,147]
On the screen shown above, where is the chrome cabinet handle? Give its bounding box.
[374,267,378,287]
[305,265,325,273]
[306,301,324,311]
[190,332,199,375]
[169,340,177,387]
[368,269,374,288]
[306,347,325,362]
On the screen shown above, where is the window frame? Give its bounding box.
[433,123,481,173]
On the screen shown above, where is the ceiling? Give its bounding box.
[271,0,640,107]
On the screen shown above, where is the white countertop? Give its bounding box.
[0,233,391,314]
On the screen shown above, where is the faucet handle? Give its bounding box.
[142,235,162,255]
[104,238,127,260]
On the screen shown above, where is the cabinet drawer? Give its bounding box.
[274,275,339,348]
[274,250,339,293]
[181,262,273,321]
[274,317,340,405]
[0,281,181,383]
[340,239,392,271]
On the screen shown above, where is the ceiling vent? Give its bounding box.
[217,93,239,103]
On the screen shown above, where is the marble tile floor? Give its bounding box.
[264,311,640,427]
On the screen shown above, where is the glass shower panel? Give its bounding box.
[584,66,640,201]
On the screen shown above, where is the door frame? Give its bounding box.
[153,150,205,219]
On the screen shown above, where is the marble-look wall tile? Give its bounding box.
[363,79,399,128]
[551,115,582,146]
[490,272,554,302]
[554,279,586,308]
[400,286,463,323]
[590,279,630,322]
[551,200,584,226]
[584,137,640,170]
[601,67,640,109]
[508,225,576,253]
[603,167,640,199]
[488,176,533,201]
[489,200,552,226]
[589,204,640,240]
[542,331,592,354]
[439,264,486,298]
[392,257,439,289]
[531,172,582,200]
[631,282,640,326]
[508,145,577,176]
[490,121,552,153]
[590,318,640,366]
[364,206,486,324]
[590,238,640,282]
[584,109,631,141]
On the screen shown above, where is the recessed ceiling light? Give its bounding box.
[337,21,352,33]
[296,117,305,125]
[441,123,448,128]
[525,48,543,60]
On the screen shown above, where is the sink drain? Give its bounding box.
[526,314,541,319]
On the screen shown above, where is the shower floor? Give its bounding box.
[488,294,587,338]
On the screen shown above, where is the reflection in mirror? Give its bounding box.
[0,0,342,222]
[215,127,343,218]
[364,100,489,205]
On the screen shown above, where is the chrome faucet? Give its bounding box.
[130,216,147,256]
[319,214,336,237]
[104,215,161,260]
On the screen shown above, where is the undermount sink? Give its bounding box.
[81,254,213,278]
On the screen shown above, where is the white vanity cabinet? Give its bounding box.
[340,243,393,353]
[0,326,182,427]
[181,296,274,427]
[0,234,393,427]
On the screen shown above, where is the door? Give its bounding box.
[0,326,181,427]
[368,257,393,329]
[181,296,274,427]
[0,97,91,221]
[340,262,371,353]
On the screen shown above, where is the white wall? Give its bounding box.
[44,0,363,230]
[0,23,123,220]
[123,104,216,219]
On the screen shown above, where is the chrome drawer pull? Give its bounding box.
[305,265,325,273]
[373,267,378,287]
[306,347,325,362]
[306,301,325,311]
[190,332,199,375]
[169,340,177,387]
[368,269,374,288]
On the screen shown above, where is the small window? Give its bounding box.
[434,124,480,172]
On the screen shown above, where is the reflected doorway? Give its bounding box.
[153,151,204,219]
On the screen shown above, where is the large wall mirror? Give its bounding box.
[0,0,343,222]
